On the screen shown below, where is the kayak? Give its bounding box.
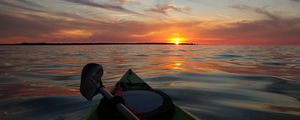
[82,69,198,120]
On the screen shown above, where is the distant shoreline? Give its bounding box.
[0,42,197,45]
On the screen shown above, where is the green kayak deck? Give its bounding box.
[83,70,198,120]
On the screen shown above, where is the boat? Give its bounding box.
[81,64,198,120]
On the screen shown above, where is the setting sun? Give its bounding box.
[169,37,185,45]
[167,33,187,45]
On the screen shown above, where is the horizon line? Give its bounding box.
[0,42,299,46]
[0,42,198,45]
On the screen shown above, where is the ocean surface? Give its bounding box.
[0,45,300,120]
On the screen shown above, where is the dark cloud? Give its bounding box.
[0,14,53,43]
[0,14,64,38]
[0,0,126,27]
[230,4,279,20]
[64,0,143,15]
[0,11,147,43]
[291,0,300,3]
[112,0,136,5]
[226,4,300,44]
[198,18,300,44]
[146,4,189,15]
[18,0,45,8]
[0,12,107,42]
[0,0,45,12]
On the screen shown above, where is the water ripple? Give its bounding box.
[0,45,299,120]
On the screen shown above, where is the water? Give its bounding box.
[0,45,300,120]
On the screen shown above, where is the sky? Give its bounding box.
[0,0,300,45]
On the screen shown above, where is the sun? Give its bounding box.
[167,33,187,45]
[170,37,185,45]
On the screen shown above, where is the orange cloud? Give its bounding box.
[50,29,93,39]
[131,31,159,38]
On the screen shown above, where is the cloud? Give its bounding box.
[198,17,300,44]
[0,0,45,12]
[17,0,45,8]
[112,0,139,5]
[0,14,51,37]
[64,0,143,15]
[146,4,189,15]
[230,4,279,20]
[1,10,300,45]
[0,12,105,42]
[0,11,143,43]
[0,2,299,45]
[49,29,93,39]
[227,4,300,44]
[291,0,300,3]
[131,31,158,38]
[0,11,194,43]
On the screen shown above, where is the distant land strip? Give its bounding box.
[0,42,197,45]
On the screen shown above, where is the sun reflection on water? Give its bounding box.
[173,62,181,70]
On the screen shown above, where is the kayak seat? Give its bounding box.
[98,89,175,120]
